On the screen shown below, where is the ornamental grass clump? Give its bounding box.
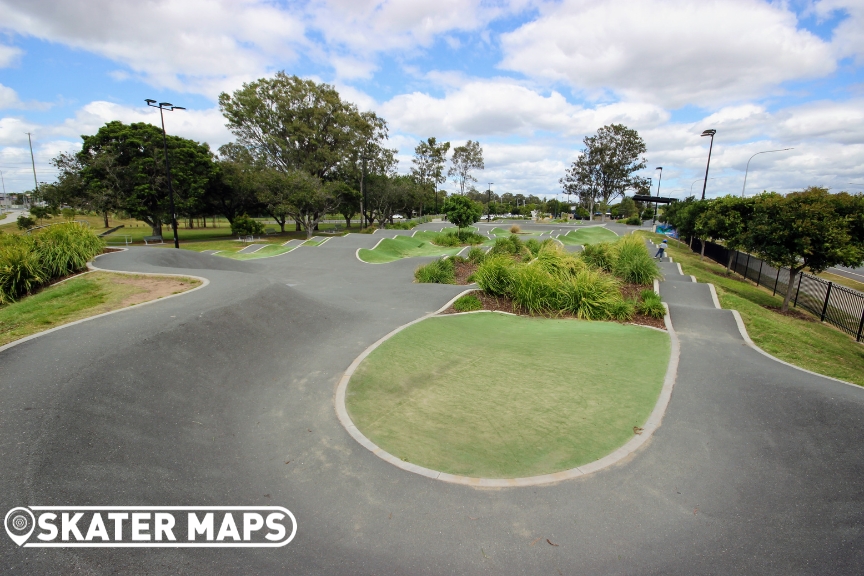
[580,242,616,271]
[612,235,661,285]
[636,289,666,319]
[0,223,104,304]
[466,247,486,264]
[554,268,623,319]
[473,255,515,296]
[414,257,456,284]
[452,293,483,312]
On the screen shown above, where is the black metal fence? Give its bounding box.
[689,238,864,342]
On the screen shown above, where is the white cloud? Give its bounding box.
[0,0,306,96]
[381,79,669,138]
[0,84,22,109]
[499,0,836,107]
[0,44,22,67]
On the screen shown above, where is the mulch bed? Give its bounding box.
[441,289,666,330]
[453,260,479,285]
[103,247,123,254]
[761,305,814,321]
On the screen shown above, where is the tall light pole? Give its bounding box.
[360,154,370,228]
[487,182,494,222]
[653,167,663,225]
[25,132,38,204]
[145,99,185,248]
[700,129,716,200]
[741,148,793,197]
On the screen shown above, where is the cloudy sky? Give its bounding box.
[0,0,862,199]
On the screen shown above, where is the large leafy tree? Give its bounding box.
[745,187,864,312]
[209,143,263,225]
[59,121,216,236]
[448,140,484,196]
[560,124,648,222]
[694,196,754,268]
[411,137,450,212]
[219,72,379,180]
[442,194,482,229]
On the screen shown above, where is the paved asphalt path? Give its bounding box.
[2,222,864,574]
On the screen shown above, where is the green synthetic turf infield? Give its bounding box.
[346,313,670,477]
[358,236,463,263]
[557,226,619,245]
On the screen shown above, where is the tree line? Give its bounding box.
[662,187,864,311]
[39,72,492,239]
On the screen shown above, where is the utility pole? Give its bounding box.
[26,132,38,204]
[653,167,663,226]
[487,183,494,222]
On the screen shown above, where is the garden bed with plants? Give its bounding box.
[416,234,666,327]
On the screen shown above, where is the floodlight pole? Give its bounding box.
[146,99,185,248]
[26,132,38,204]
[700,129,716,200]
[360,154,370,228]
[653,167,662,225]
[741,148,793,197]
[487,183,494,222]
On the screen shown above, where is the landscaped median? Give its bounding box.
[556,226,618,245]
[357,229,488,264]
[345,312,670,478]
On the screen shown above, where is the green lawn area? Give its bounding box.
[358,236,463,263]
[636,231,864,386]
[490,227,542,236]
[346,313,670,478]
[0,271,200,346]
[557,226,619,245]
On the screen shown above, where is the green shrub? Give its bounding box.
[580,242,616,271]
[359,226,377,234]
[431,229,485,247]
[636,289,666,319]
[385,220,416,230]
[231,215,265,236]
[466,246,486,264]
[0,239,45,304]
[625,215,642,225]
[489,234,528,258]
[414,258,455,284]
[534,244,586,280]
[61,208,77,220]
[16,215,36,230]
[608,299,636,321]
[612,235,661,285]
[453,293,483,312]
[473,255,515,296]
[508,264,559,314]
[525,238,542,256]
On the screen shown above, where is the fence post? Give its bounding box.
[857,306,864,342]
[756,260,763,287]
[820,282,833,322]
[794,273,803,308]
[745,253,751,281]
[773,268,781,296]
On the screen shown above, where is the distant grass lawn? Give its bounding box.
[0,272,200,347]
[346,313,670,478]
[358,236,463,264]
[218,245,296,259]
[637,231,864,386]
[557,226,619,245]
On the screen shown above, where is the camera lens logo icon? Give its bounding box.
[4,508,35,546]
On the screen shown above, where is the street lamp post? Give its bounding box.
[360,154,370,229]
[741,148,793,197]
[653,167,663,225]
[145,99,185,249]
[700,129,717,200]
[691,178,715,196]
[487,183,494,222]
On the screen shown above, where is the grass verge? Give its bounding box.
[346,313,669,478]
[0,271,201,346]
[557,227,619,245]
[637,231,864,386]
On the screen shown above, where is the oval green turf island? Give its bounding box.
[345,313,670,478]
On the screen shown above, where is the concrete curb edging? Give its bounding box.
[333,295,681,488]
[730,309,859,389]
[708,283,721,309]
[0,255,211,355]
